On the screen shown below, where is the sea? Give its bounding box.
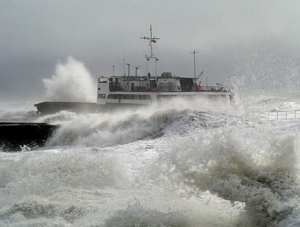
[1,58,300,227]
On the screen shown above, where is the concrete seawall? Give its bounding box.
[0,122,58,151]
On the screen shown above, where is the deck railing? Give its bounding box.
[253,110,300,119]
[110,84,230,92]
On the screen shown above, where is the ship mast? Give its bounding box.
[141,25,160,77]
[191,50,198,80]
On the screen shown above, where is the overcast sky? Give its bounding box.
[1,0,300,99]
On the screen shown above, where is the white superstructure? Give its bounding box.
[97,74,233,106]
[97,26,233,106]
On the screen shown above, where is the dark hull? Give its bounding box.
[0,122,58,151]
[34,101,148,114]
[35,93,233,115]
[34,101,103,114]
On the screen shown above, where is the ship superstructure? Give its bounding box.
[35,26,233,114]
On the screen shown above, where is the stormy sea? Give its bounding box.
[1,58,300,227]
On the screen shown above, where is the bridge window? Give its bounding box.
[98,94,106,99]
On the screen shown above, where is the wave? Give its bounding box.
[103,199,187,227]
[0,108,37,122]
[43,57,96,102]
[0,149,125,202]
[0,147,130,226]
[156,125,300,226]
[0,195,109,227]
[36,110,78,124]
[37,93,236,149]
[43,105,233,148]
[0,200,88,226]
[44,109,188,148]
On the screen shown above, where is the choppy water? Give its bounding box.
[1,93,300,227]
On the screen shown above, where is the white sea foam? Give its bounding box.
[2,72,300,226]
[103,199,187,227]
[156,121,300,226]
[45,109,184,148]
[0,149,126,205]
[36,94,235,148]
[43,57,96,102]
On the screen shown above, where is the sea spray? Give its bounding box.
[36,110,78,124]
[0,150,126,203]
[1,100,293,226]
[45,108,187,148]
[39,95,235,148]
[43,57,96,102]
[103,199,187,227]
[156,127,300,226]
[232,55,300,97]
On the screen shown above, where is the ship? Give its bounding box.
[35,26,234,114]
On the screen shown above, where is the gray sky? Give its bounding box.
[1,0,300,99]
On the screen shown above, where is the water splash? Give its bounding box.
[35,94,234,148]
[231,55,300,97]
[103,199,187,227]
[45,109,187,148]
[157,126,300,226]
[0,149,125,201]
[43,57,96,102]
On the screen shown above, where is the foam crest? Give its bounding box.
[0,150,125,202]
[103,199,187,227]
[0,199,91,226]
[36,110,78,124]
[156,95,235,115]
[157,129,300,226]
[42,94,235,148]
[0,109,37,122]
[46,108,188,147]
[0,100,37,121]
[43,57,96,102]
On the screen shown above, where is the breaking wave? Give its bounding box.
[43,57,96,102]
[36,95,235,148]
[0,100,37,122]
[45,109,185,147]
[156,125,300,226]
[0,200,90,226]
[103,199,187,227]
[0,150,125,202]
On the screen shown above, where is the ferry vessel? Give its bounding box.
[35,26,234,114]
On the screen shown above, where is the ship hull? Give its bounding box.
[35,91,233,115]
[34,101,104,114]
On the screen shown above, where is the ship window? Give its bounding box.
[106,94,151,101]
[99,78,108,83]
[108,94,119,99]
[98,94,106,99]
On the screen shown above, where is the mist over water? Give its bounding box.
[231,55,300,98]
[2,58,300,226]
[156,125,300,226]
[43,57,96,102]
